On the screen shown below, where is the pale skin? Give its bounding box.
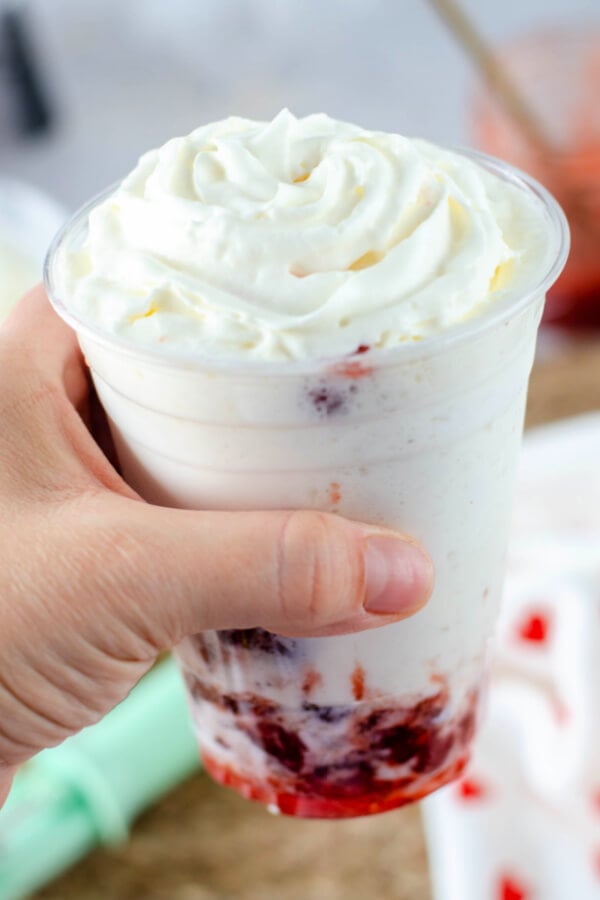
[0,287,434,807]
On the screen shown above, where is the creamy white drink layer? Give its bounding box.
[55,110,553,361]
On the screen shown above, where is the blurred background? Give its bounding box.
[0,0,596,205]
[2,0,600,323]
[1,2,599,899]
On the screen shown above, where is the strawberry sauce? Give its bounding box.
[181,639,479,818]
[202,748,469,818]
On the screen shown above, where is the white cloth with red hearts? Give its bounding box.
[423,414,600,900]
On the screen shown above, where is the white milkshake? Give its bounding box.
[45,111,568,818]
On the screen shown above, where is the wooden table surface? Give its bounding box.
[35,332,600,900]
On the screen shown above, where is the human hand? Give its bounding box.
[0,287,433,806]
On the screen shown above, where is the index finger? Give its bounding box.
[1,284,87,409]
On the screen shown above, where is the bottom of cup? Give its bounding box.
[188,680,478,819]
[201,749,469,818]
[179,650,481,819]
[176,629,483,819]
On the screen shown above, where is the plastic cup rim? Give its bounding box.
[44,145,570,377]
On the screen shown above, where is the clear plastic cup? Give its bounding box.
[45,150,568,818]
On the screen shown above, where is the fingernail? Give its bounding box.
[363,535,433,615]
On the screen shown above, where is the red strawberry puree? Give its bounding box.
[179,629,478,818]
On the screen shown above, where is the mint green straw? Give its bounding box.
[0,656,200,900]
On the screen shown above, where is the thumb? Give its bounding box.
[70,497,434,653]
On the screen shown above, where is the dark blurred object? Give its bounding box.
[0,0,52,137]
[471,27,600,328]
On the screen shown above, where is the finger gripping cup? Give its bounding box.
[45,150,568,818]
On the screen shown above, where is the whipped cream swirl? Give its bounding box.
[57,110,552,360]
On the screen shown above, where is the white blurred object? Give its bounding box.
[423,413,600,900]
[0,177,65,321]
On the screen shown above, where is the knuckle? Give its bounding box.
[277,510,358,630]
